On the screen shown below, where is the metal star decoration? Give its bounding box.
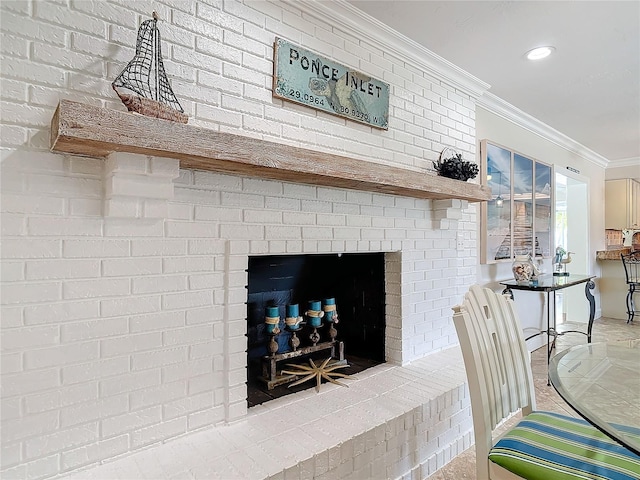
[281,357,351,392]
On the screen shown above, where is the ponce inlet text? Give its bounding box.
[289,48,384,98]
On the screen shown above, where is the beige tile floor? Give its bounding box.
[431,316,640,479]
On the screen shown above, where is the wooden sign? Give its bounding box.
[273,38,389,129]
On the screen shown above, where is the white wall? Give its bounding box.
[605,163,640,181]
[476,105,606,345]
[0,1,484,478]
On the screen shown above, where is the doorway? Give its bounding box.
[554,171,590,323]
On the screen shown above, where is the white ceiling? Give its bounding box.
[347,0,640,165]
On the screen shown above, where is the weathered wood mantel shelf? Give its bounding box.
[50,100,492,203]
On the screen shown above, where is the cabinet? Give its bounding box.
[605,178,640,229]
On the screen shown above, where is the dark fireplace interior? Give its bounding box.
[246,253,386,406]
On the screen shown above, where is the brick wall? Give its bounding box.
[1,1,484,478]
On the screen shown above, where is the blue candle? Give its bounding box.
[323,298,337,322]
[286,304,299,317]
[307,300,323,327]
[265,306,279,318]
[308,300,321,311]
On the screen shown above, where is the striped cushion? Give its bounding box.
[489,411,640,480]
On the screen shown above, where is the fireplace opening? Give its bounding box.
[246,253,386,406]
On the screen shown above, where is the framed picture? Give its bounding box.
[480,140,552,264]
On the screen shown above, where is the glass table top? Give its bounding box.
[500,274,595,292]
[549,340,640,455]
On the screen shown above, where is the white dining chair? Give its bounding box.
[452,285,640,479]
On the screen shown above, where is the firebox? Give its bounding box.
[246,253,386,406]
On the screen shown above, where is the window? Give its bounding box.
[480,140,552,264]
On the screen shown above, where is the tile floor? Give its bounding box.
[430,316,640,479]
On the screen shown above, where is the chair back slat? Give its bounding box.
[453,286,536,433]
[622,251,640,284]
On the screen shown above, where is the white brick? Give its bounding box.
[106,174,175,199]
[132,275,186,294]
[100,296,161,318]
[1,239,61,258]
[149,157,180,178]
[0,306,22,329]
[60,395,129,428]
[0,261,22,282]
[186,306,222,325]
[27,217,102,236]
[188,272,224,290]
[63,278,130,300]
[162,358,213,383]
[163,390,213,420]
[24,382,97,415]
[0,442,21,469]
[1,282,60,305]
[0,397,21,423]
[162,325,213,346]
[131,346,188,371]
[187,239,226,255]
[130,417,186,449]
[27,174,102,198]
[2,368,60,396]
[63,240,129,258]
[1,325,59,351]
[105,153,147,174]
[0,213,26,237]
[69,197,103,216]
[3,454,60,480]
[24,299,99,325]
[131,239,187,256]
[61,435,129,471]
[25,423,99,459]
[103,197,140,218]
[129,381,187,410]
[102,258,162,277]
[219,223,264,239]
[62,357,129,385]
[2,196,64,217]
[161,290,212,310]
[0,125,28,148]
[25,342,100,371]
[100,332,163,358]
[129,311,185,333]
[1,410,59,443]
[167,202,193,220]
[99,369,161,398]
[1,352,22,374]
[142,199,169,218]
[25,259,100,280]
[163,256,214,273]
[103,218,164,237]
[101,406,162,438]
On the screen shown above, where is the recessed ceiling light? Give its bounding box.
[525,46,555,60]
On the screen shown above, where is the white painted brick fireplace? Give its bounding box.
[1,1,488,478]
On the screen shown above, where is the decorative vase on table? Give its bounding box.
[512,254,536,285]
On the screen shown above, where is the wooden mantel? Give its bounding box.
[50,100,492,203]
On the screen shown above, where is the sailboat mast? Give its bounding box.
[152,12,159,101]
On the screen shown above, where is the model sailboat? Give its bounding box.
[112,12,188,123]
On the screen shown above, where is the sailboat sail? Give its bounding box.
[112,13,187,123]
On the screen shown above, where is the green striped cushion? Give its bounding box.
[489,411,640,480]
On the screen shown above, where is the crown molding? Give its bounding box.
[286,0,610,170]
[286,0,490,99]
[606,157,640,169]
[477,92,609,169]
